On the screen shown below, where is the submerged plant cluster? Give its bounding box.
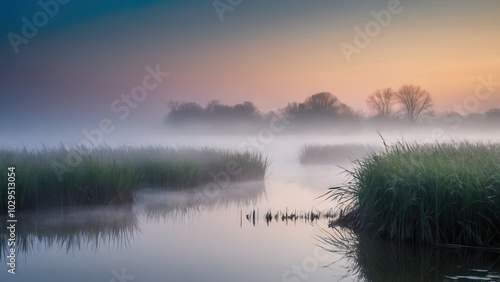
[0,146,269,210]
[327,141,500,247]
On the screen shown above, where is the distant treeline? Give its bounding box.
[164,87,500,134]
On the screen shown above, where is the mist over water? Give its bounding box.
[2,0,500,280]
[2,124,500,281]
[5,124,500,149]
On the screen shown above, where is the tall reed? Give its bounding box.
[326,140,500,247]
[0,145,269,210]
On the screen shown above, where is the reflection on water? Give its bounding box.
[136,181,266,223]
[0,206,139,258]
[242,208,337,227]
[318,227,500,281]
[2,135,500,281]
[0,181,266,258]
[2,178,500,281]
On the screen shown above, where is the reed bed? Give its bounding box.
[326,140,500,247]
[0,146,269,210]
[299,143,377,164]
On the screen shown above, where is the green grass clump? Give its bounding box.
[0,146,269,210]
[299,144,377,164]
[326,140,500,247]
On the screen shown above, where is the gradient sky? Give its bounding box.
[1,0,500,135]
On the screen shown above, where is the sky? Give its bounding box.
[1,0,500,137]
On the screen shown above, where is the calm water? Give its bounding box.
[2,135,500,281]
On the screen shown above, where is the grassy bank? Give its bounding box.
[0,146,269,210]
[327,141,500,247]
[299,144,377,164]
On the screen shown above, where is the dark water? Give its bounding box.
[1,136,500,281]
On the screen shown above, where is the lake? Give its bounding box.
[2,134,500,281]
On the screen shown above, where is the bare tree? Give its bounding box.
[165,101,204,122]
[166,101,181,112]
[395,85,433,123]
[366,88,396,117]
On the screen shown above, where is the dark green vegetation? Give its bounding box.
[299,144,377,164]
[0,146,269,210]
[326,141,500,247]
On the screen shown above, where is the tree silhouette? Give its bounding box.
[485,108,500,120]
[205,100,222,113]
[304,92,341,111]
[280,92,357,128]
[164,100,264,129]
[165,101,204,123]
[395,85,433,123]
[366,88,396,117]
[281,102,305,116]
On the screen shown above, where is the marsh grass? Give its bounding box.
[127,146,269,187]
[0,146,269,210]
[325,140,500,247]
[299,143,378,164]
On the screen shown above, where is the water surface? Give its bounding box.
[2,136,500,281]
